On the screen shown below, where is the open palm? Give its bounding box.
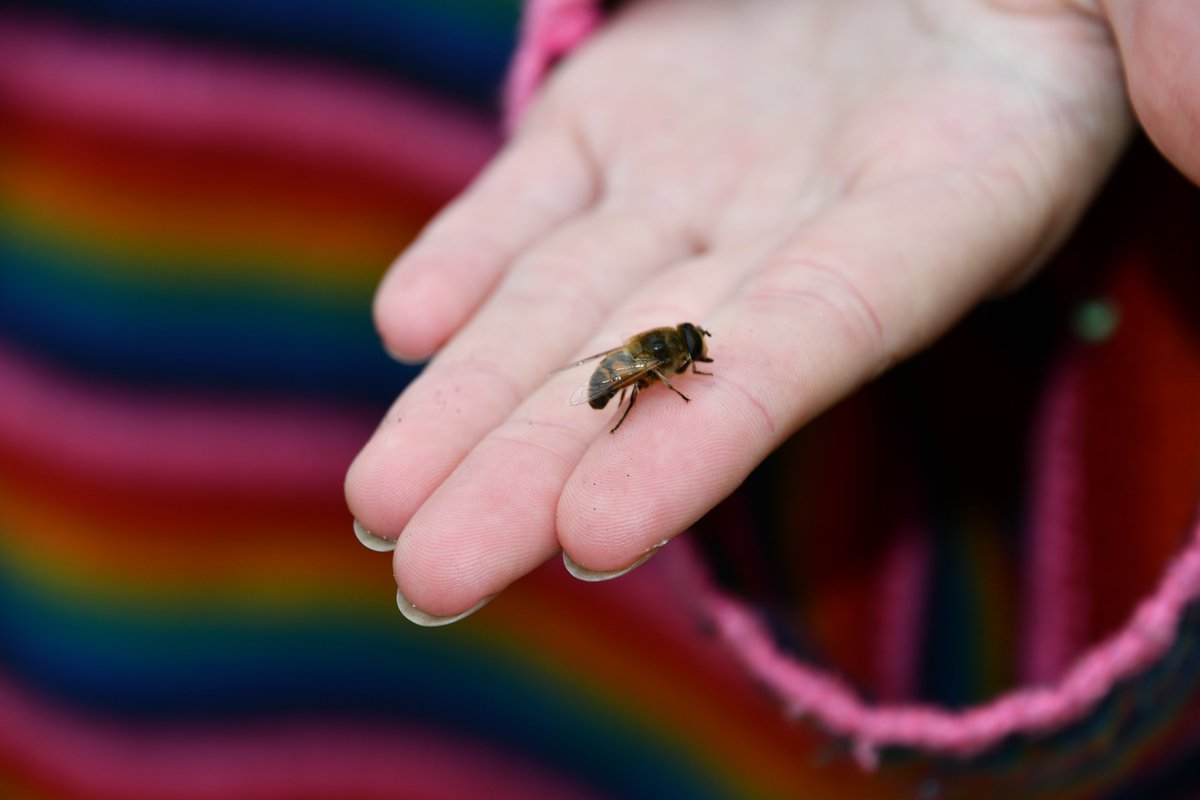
[346,0,1131,623]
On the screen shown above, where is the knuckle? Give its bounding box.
[749,257,890,372]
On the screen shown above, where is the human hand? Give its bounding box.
[346,0,1130,624]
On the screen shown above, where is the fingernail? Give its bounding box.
[562,542,665,582]
[382,342,425,365]
[354,520,396,552]
[395,588,494,627]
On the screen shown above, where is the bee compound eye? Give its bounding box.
[680,324,703,359]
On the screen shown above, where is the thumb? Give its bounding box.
[1102,0,1200,185]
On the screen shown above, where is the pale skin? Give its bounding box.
[345,0,1200,622]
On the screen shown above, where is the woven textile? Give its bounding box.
[2,1,1200,797]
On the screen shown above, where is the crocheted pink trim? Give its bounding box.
[696,528,1198,770]
[504,0,602,130]
[664,347,1200,770]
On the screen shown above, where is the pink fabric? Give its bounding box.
[668,517,1200,769]
[0,16,497,195]
[1020,350,1090,684]
[872,525,932,701]
[0,343,358,495]
[504,0,603,130]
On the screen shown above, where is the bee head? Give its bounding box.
[679,322,711,362]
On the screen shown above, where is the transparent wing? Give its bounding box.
[549,346,621,376]
[567,352,669,406]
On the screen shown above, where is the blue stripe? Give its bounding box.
[0,239,416,404]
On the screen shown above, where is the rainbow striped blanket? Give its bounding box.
[2,2,1200,796]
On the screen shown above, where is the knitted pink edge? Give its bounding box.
[670,345,1200,769]
[503,0,602,130]
[506,0,1200,771]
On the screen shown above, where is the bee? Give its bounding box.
[557,323,713,433]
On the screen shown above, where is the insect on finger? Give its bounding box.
[554,322,714,431]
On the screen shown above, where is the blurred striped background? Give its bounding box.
[4,1,1200,797]
[0,3,885,797]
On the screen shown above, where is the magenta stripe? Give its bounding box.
[1021,349,1090,683]
[0,13,498,193]
[504,0,601,129]
[0,343,364,493]
[872,523,932,701]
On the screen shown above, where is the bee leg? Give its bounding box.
[610,384,639,433]
[654,370,692,403]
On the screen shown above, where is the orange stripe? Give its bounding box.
[0,108,435,286]
[0,453,380,610]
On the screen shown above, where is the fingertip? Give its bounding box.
[373,262,464,361]
[561,545,665,582]
[389,432,574,617]
[391,536,498,621]
[556,424,696,571]
[395,587,494,627]
[343,445,404,542]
